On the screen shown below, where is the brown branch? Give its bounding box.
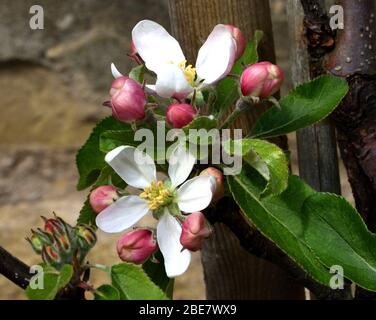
[0,246,31,289]
[322,0,376,300]
[205,197,353,300]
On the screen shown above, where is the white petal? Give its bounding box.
[145,84,157,95]
[155,64,194,99]
[105,146,156,189]
[177,176,213,213]
[96,196,149,233]
[111,63,123,79]
[168,144,196,188]
[157,211,191,278]
[132,20,186,74]
[195,24,237,84]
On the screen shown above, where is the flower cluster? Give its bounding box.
[90,19,284,278]
[27,216,96,270]
[106,20,283,129]
[91,146,222,277]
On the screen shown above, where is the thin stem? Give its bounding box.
[220,99,250,129]
[88,263,111,273]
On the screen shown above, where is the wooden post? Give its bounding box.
[168,0,304,299]
[288,0,341,195]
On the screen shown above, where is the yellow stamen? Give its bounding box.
[178,60,196,85]
[139,181,173,210]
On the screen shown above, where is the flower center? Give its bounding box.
[140,181,174,210]
[178,60,196,86]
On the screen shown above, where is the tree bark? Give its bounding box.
[323,0,376,299]
[168,0,304,300]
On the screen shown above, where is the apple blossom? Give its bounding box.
[96,145,215,277]
[200,167,225,202]
[240,61,284,99]
[166,103,197,128]
[89,185,119,214]
[117,229,157,264]
[107,76,146,122]
[180,212,212,252]
[111,20,238,100]
[225,24,246,60]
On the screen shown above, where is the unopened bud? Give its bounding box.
[108,76,146,122]
[166,104,197,128]
[116,229,157,264]
[240,61,284,99]
[89,185,119,214]
[180,212,212,252]
[129,39,143,65]
[200,167,225,202]
[27,233,44,254]
[42,245,62,268]
[225,25,246,60]
[43,217,63,234]
[76,225,97,251]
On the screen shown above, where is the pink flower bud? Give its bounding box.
[166,104,197,128]
[180,212,212,252]
[200,167,225,202]
[117,229,157,264]
[108,76,146,122]
[129,40,143,65]
[240,61,284,99]
[225,25,246,60]
[89,185,118,214]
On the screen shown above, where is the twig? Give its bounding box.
[0,246,31,289]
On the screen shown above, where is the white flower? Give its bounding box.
[111,20,237,99]
[96,145,214,278]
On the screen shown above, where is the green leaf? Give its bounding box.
[111,263,169,300]
[94,284,120,300]
[214,31,263,112]
[302,193,376,291]
[93,165,127,189]
[143,250,174,299]
[99,129,138,154]
[26,264,73,300]
[223,139,289,197]
[250,75,349,139]
[183,116,218,132]
[129,65,146,83]
[76,116,131,190]
[77,197,97,226]
[183,116,219,147]
[227,167,332,286]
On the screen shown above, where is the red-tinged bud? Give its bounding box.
[116,229,158,264]
[225,25,246,60]
[129,40,143,65]
[200,167,225,202]
[240,61,284,99]
[109,76,146,122]
[42,245,62,267]
[180,212,212,252]
[89,185,119,214]
[76,225,97,250]
[166,104,197,128]
[43,217,62,234]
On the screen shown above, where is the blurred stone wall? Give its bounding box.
[0,0,292,300]
[0,0,170,146]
